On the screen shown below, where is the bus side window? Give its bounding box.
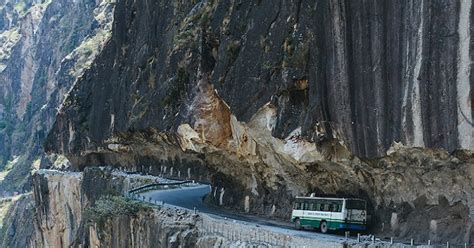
[336,202,343,212]
[294,202,300,210]
[313,203,319,211]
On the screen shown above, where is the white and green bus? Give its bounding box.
[291,196,367,233]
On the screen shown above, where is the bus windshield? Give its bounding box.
[346,200,366,210]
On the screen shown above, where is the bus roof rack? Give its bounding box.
[295,196,366,201]
[304,193,366,199]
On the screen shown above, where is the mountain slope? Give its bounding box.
[0,0,114,193]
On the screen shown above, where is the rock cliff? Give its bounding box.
[0,194,35,247]
[48,0,474,157]
[31,168,329,248]
[30,168,194,247]
[0,0,114,193]
[41,0,474,244]
[0,0,471,246]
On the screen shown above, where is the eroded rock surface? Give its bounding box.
[41,0,474,244]
[30,168,163,247]
[0,0,115,193]
[30,169,345,248]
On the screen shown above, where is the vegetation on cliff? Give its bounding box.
[84,195,152,227]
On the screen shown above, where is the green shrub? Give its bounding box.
[83,196,151,226]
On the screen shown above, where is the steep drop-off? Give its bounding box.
[45,0,474,244]
[29,169,237,247]
[0,0,114,193]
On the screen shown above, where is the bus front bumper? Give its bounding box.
[338,223,366,230]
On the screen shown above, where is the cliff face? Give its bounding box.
[28,169,246,248]
[28,169,357,248]
[47,0,474,158]
[0,0,114,193]
[29,169,172,247]
[43,0,474,244]
[0,194,35,248]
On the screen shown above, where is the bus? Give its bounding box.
[291,196,367,233]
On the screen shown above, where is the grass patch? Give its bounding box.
[0,27,21,70]
[0,156,19,182]
[0,199,13,229]
[14,1,26,13]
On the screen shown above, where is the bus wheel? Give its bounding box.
[295,218,302,230]
[320,221,328,234]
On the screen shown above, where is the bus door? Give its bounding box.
[300,200,309,226]
[327,203,333,228]
[321,202,331,229]
[329,201,342,229]
[302,200,307,218]
[347,207,352,224]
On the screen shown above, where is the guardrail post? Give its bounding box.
[428,240,431,245]
[446,241,449,248]
[372,235,375,244]
[345,231,349,239]
[390,237,393,244]
[410,239,414,246]
[465,243,467,248]
[357,233,360,242]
